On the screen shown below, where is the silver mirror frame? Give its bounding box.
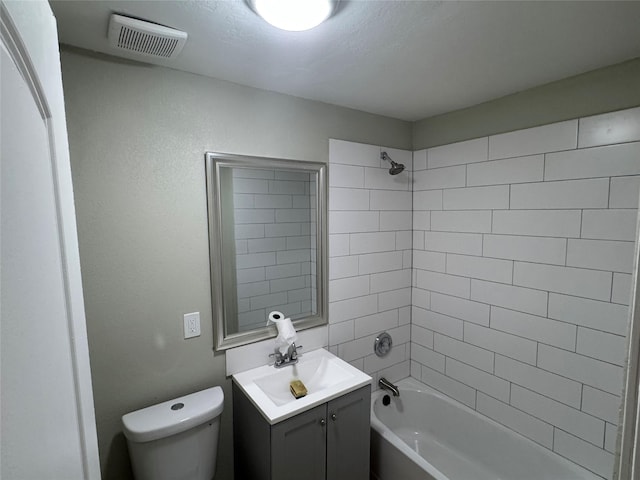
[614,197,640,480]
[205,152,328,351]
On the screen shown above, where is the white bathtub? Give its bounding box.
[370,378,601,480]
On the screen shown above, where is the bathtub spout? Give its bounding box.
[379,377,400,396]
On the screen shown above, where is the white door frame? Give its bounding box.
[0,1,101,478]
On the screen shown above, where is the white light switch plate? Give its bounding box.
[183,312,201,339]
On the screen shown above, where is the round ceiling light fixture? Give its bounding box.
[248,0,339,32]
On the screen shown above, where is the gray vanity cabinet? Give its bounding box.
[233,383,371,480]
[271,404,327,480]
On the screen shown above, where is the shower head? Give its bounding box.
[388,161,405,175]
[381,151,405,175]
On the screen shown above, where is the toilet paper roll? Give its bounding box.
[267,310,298,354]
[275,317,296,342]
[267,311,285,325]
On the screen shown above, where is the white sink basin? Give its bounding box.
[232,348,371,424]
[254,355,354,406]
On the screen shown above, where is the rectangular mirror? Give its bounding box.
[205,152,328,350]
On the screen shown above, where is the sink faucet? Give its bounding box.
[270,343,303,368]
[379,377,400,396]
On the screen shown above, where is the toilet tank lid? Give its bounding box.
[122,386,224,443]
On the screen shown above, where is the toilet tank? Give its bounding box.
[122,387,224,480]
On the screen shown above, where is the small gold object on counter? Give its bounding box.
[289,380,308,399]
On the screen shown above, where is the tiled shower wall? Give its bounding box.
[411,106,640,479]
[327,140,413,383]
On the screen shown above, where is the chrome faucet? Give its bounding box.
[378,377,400,396]
[270,342,303,368]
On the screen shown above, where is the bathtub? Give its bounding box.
[370,378,601,480]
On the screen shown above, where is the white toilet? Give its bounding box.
[122,386,224,480]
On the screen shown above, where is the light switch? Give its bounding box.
[183,312,201,339]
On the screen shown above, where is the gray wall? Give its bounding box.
[413,57,640,149]
[60,47,411,480]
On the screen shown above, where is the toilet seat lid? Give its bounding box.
[122,386,224,443]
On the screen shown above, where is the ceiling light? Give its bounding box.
[248,0,338,32]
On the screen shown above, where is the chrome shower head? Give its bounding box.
[388,161,405,175]
[381,151,405,175]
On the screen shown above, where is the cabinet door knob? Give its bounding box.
[319,418,326,426]
[331,413,337,421]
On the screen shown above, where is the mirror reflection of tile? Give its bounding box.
[232,168,317,333]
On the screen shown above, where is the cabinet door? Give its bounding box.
[233,383,271,480]
[271,404,327,480]
[326,385,371,480]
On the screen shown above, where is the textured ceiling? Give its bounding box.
[50,0,640,121]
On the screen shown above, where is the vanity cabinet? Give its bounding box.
[233,383,371,480]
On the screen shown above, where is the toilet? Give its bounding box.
[122,386,224,480]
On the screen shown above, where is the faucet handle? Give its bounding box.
[269,349,284,366]
[289,343,303,360]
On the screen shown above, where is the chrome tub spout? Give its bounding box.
[379,377,400,396]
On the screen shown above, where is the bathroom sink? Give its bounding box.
[232,348,371,424]
[253,355,354,406]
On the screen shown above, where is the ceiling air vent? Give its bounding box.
[107,14,187,60]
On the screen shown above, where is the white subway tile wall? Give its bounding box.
[411,107,640,480]
[233,169,316,331]
[329,139,412,384]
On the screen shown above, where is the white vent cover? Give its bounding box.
[107,14,187,59]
